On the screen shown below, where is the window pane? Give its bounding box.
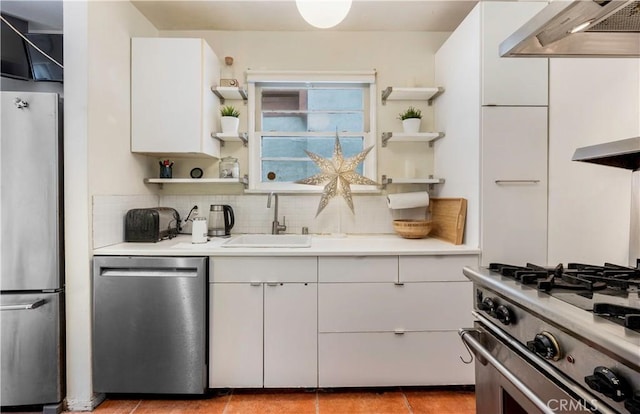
[307,89,363,111]
[263,114,307,132]
[307,112,363,132]
[257,83,369,185]
[262,160,320,182]
[262,135,365,182]
[262,136,364,158]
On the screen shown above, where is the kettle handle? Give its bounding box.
[224,205,235,230]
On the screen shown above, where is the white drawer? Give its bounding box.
[318,256,398,283]
[318,331,475,387]
[318,282,473,332]
[210,256,317,283]
[399,255,478,282]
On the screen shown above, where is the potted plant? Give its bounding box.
[220,105,240,134]
[398,106,422,133]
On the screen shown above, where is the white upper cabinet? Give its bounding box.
[479,2,549,106]
[131,37,221,158]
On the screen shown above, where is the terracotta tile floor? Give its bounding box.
[67,387,475,414]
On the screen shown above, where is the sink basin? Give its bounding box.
[222,234,312,248]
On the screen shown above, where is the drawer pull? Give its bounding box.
[250,282,261,287]
[394,330,405,335]
[266,282,279,287]
[394,282,404,286]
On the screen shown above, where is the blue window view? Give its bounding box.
[260,87,366,182]
[261,136,364,182]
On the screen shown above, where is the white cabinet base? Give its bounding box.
[318,331,474,387]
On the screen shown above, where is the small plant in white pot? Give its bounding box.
[220,105,240,134]
[398,106,422,133]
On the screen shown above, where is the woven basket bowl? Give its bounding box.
[393,219,432,239]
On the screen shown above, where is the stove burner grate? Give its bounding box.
[593,303,640,330]
[489,262,640,292]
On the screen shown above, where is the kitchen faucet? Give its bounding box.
[267,192,286,234]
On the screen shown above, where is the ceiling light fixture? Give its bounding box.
[295,0,352,29]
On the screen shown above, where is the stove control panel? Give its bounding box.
[526,331,561,361]
[476,290,515,325]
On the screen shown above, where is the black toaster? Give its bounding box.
[124,207,180,242]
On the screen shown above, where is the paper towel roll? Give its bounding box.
[387,191,430,210]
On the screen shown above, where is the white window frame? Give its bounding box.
[246,70,377,193]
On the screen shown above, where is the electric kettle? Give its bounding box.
[208,205,234,237]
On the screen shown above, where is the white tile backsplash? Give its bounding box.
[92,194,159,248]
[92,192,431,247]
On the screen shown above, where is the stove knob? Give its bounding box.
[625,392,640,414]
[584,366,630,402]
[478,297,496,315]
[526,331,561,361]
[495,305,514,325]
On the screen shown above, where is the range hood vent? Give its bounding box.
[500,0,640,57]
[572,136,640,171]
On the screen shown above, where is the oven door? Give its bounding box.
[460,319,617,414]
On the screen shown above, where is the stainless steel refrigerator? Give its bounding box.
[1,91,64,412]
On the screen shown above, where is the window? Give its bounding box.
[247,71,377,191]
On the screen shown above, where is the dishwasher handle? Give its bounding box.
[100,268,198,278]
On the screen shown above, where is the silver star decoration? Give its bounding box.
[296,133,378,217]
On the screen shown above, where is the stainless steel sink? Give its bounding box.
[222,234,312,248]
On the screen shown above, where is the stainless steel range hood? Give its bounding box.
[572,136,640,170]
[500,0,640,57]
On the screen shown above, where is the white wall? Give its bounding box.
[548,58,640,265]
[64,1,157,410]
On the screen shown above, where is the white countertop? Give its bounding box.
[93,234,480,256]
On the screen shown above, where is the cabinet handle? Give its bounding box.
[250,282,261,287]
[266,282,279,287]
[394,282,404,286]
[394,330,405,335]
[494,179,540,184]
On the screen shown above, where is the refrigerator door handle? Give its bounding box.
[0,299,46,311]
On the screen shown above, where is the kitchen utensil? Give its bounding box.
[428,198,467,245]
[393,219,432,239]
[208,205,234,237]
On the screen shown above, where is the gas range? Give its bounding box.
[462,264,640,414]
[488,262,640,332]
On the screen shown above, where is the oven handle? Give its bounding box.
[459,327,557,414]
[467,312,619,414]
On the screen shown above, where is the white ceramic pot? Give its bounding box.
[221,116,240,134]
[402,118,421,133]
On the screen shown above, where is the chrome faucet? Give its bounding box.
[267,192,287,234]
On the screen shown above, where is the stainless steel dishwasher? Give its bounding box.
[92,256,207,394]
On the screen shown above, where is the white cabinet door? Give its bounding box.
[318,331,474,387]
[481,106,548,266]
[318,256,398,283]
[399,255,478,282]
[319,282,473,333]
[131,37,220,158]
[209,283,263,388]
[480,2,548,106]
[264,283,317,388]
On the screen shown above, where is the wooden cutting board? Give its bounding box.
[428,198,467,245]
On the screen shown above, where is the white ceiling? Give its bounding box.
[131,1,478,32]
[1,0,479,32]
